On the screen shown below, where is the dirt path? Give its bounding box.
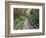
[22,19,34,29]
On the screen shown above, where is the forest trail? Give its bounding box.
[22,19,34,29]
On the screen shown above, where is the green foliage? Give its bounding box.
[28,9,39,28]
[14,9,39,30]
[14,16,24,30]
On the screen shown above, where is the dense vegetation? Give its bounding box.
[14,8,39,30]
[28,9,39,28]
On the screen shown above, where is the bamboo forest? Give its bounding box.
[14,8,39,30]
